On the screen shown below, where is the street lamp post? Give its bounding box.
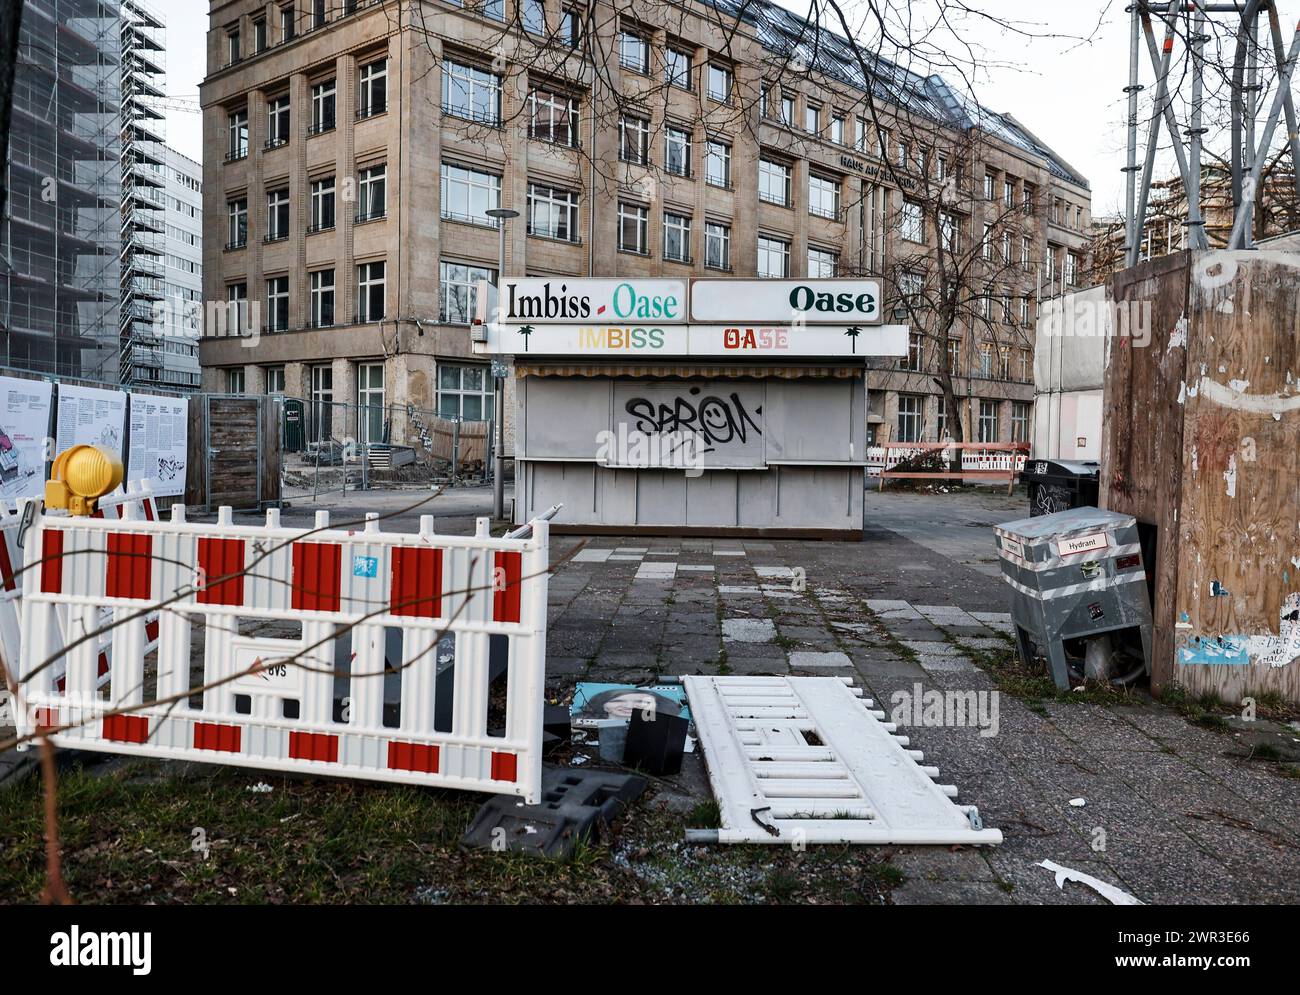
[485,207,519,522]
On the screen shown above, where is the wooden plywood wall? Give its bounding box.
[1103,249,1300,703]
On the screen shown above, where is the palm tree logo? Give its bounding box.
[845,325,862,354]
[519,324,534,351]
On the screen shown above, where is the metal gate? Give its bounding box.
[682,676,1003,845]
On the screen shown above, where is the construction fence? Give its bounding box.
[278,397,494,503]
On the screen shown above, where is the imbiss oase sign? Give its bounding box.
[474,278,906,357]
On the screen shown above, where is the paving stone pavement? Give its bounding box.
[543,488,1300,904]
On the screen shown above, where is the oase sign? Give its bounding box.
[689,279,882,325]
[499,278,687,324]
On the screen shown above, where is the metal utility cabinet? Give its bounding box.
[995,507,1153,688]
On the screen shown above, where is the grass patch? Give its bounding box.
[0,757,904,905]
[1159,683,1231,731]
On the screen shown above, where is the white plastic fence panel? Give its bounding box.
[12,505,551,803]
[682,675,1003,845]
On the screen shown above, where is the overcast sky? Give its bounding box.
[164,0,1298,217]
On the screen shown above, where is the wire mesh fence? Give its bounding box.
[278,397,493,502]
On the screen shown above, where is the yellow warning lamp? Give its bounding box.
[45,445,124,517]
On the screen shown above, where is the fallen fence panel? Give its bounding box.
[682,675,1003,845]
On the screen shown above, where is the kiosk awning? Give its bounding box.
[514,362,866,380]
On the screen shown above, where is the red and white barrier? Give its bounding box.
[12,504,551,802]
[0,482,160,698]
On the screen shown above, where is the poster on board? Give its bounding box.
[0,375,52,501]
[127,393,188,497]
[56,383,127,462]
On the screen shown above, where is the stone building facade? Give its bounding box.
[199,0,1090,449]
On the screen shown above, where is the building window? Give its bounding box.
[266,276,289,331]
[440,162,501,225]
[978,400,1000,443]
[984,173,995,200]
[563,8,582,47]
[1011,401,1030,443]
[936,152,948,181]
[936,396,949,440]
[281,4,296,42]
[1001,230,1012,263]
[619,32,649,73]
[265,366,286,394]
[357,363,386,444]
[808,174,840,219]
[227,198,248,249]
[308,364,334,443]
[899,332,923,371]
[663,212,691,263]
[1065,252,1079,285]
[438,364,494,420]
[1019,348,1032,382]
[757,236,790,278]
[266,95,290,147]
[855,116,868,152]
[897,394,923,443]
[1004,179,1014,208]
[758,158,791,206]
[312,0,327,28]
[358,58,388,118]
[976,342,993,377]
[527,182,579,241]
[227,109,248,160]
[947,338,962,375]
[226,367,245,393]
[831,115,845,144]
[940,212,959,252]
[708,64,732,102]
[254,18,268,53]
[619,115,650,165]
[227,27,241,65]
[266,188,290,241]
[483,0,505,21]
[309,176,336,232]
[780,93,794,125]
[664,126,691,177]
[310,79,336,133]
[901,200,923,242]
[805,102,820,133]
[439,261,496,324]
[618,201,649,254]
[357,261,386,322]
[1020,296,1031,327]
[309,269,335,328]
[529,89,579,147]
[226,284,248,336]
[442,60,501,124]
[1020,235,1031,269]
[705,221,730,271]
[980,223,993,260]
[705,139,731,187]
[808,246,837,278]
[356,164,386,222]
[665,47,692,89]
[1002,294,1014,325]
[522,0,545,34]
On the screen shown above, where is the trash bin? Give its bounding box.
[995,507,1153,689]
[1020,458,1100,516]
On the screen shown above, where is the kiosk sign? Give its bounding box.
[499,279,687,324]
[689,279,883,324]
